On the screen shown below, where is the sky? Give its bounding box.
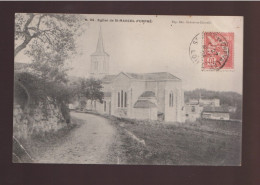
[16,14,244,94]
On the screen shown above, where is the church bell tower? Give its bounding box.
[90,27,109,79]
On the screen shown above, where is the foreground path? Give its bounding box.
[36,112,117,164]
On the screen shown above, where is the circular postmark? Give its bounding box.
[203,32,230,70]
[189,33,202,64]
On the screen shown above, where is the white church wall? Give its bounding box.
[145,81,157,93]
[131,81,146,102]
[111,73,132,118]
[164,81,184,123]
[133,107,157,120]
[156,81,167,114]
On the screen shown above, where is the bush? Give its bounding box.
[14,71,71,123]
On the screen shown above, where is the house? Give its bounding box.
[185,97,222,121]
[201,106,230,120]
[199,98,220,107]
[86,28,185,122]
[185,101,203,122]
[228,106,237,113]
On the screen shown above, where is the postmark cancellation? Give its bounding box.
[202,32,234,71]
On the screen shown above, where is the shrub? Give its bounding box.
[14,71,71,123]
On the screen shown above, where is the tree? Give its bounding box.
[86,78,104,104]
[14,13,85,122]
[15,13,85,83]
[78,78,104,110]
[15,13,84,58]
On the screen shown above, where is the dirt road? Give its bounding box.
[36,112,118,164]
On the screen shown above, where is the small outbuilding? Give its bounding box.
[185,102,203,122]
[202,106,230,120]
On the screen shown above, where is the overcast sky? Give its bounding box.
[17,14,244,94]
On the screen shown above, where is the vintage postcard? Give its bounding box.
[13,14,243,165]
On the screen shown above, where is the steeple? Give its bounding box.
[92,27,109,56]
[90,26,110,79]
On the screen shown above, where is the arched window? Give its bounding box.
[124,92,127,107]
[171,92,174,107]
[169,93,172,107]
[118,92,120,107]
[118,90,127,108]
[169,91,174,107]
[121,90,124,107]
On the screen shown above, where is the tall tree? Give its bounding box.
[14,13,85,121]
[15,13,85,82]
[79,78,104,109]
[15,13,84,58]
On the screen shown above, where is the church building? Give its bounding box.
[89,28,185,123]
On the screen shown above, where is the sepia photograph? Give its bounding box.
[13,13,243,165]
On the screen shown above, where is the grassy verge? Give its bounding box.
[105,115,242,165]
[106,117,151,165]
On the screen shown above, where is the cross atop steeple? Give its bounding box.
[91,27,109,56]
[90,26,110,79]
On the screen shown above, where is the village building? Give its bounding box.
[184,101,203,122]
[86,28,185,122]
[185,97,222,121]
[228,106,237,113]
[199,98,220,107]
[201,106,230,120]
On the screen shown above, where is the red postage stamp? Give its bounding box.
[203,32,234,70]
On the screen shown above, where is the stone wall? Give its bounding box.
[13,102,67,139]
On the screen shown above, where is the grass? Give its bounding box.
[107,116,242,165]
[14,110,242,165]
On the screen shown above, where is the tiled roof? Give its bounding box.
[203,106,229,113]
[125,72,181,81]
[140,91,156,98]
[102,75,117,83]
[101,72,181,83]
[134,100,157,108]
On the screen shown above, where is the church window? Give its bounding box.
[124,92,127,107]
[104,101,106,112]
[121,90,124,107]
[169,92,174,107]
[169,93,172,107]
[118,90,127,108]
[118,92,120,107]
